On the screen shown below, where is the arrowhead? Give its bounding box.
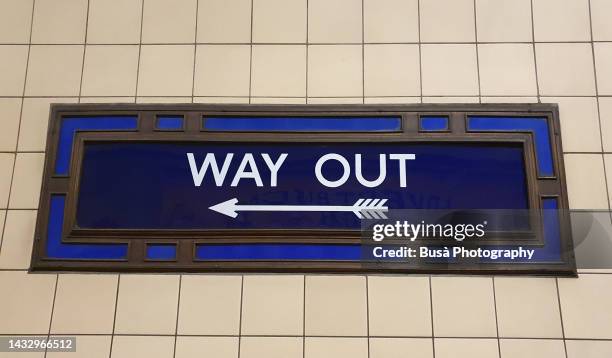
[209,198,239,218]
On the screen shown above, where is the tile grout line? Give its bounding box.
[43,274,59,358]
[247,0,254,104]
[2,94,612,99]
[587,0,612,221]
[473,0,482,104]
[133,0,146,103]
[491,277,502,358]
[305,0,309,104]
[429,275,436,358]
[361,0,365,104]
[529,0,541,104]
[237,275,244,358]
[108,274,121,358]
[172,275,183,358]
[77,0,91,103]
[0,0,36,256]
[555,278,569,358]
[191,0,199,104]
[417,0,423,104]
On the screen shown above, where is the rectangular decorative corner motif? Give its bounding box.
[31,104,576,275]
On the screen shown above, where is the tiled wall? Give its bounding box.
[0,0,612,357]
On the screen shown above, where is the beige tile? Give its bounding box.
[591,0,612,41]
[194,97,250,104]
[251,97,306,104]
[305,337,368,358]
[495,277,562,338]
[368,276,431,336]
[594,43,612,95]
[421,44,478,96]
[308,45,362,97]
[0,98,21,151]
[241,337,302,358]
[435,339,499,358]
[365,97,421,104]
[475,0,531,42]
[536,43,596,96]
[251,45,306,97]
[600,98,612,152]
[478,44,537,96]
[500,339,565,358]
[87,0,143,44]
[194,45,250,96]
[481,97,538,103]
[0,154,14,209]
[80,97,135,103]
[0,210,36,269]
[308,0,362,43]
[0,45,28,96]
[50,274,118,334]
[197,0,251,43]
[0,0,33,43]
[420,0,475,42]
[136,97,192,103]
[114,274,180,334]
[558,274,612,338]
[8,153,44,209]
[0,345,44,358]
[423,97,479,103]
[607,155,612,209]
[31,0,87,43]
[533,0,590,41]
[177,275,242,335]
[566,340,612,358]
[81,45,139,96]
[110,336,174,358]
[364,44,420,97]
[431,276,496,337]
[142,0,196,43]
[364,0,418,43]
[370,338,433,358]
[564,154,609,210]
[241,275,303,335]
[47,335,111,358]
[253,0,306,43]
[137,45,194,96]
[18,98,78,152]
[308,97,363,104]
[175,337,238,358]
[25,45,84,96]
[543,97,601,153]
[0,209,5,244]
[0,271,56,334]
[305,275,367,336]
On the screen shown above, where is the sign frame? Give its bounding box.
[30,103,576,275]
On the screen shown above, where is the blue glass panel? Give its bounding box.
[196,244,360,260]
[420,116,448,131]
[146,244,176,260]
[157,116,183,130]
[467,116,554,177]
[46,195,127,259]
[55,116,138,175]
[204,116,401,131]
[76,142,529,230]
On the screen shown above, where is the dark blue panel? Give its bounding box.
[467,116,554,177]
[46,195,127,259]
[196,244,360,260]
[55,116,138,175]
[76,142,528,230]
[204,116,401,131]
[420,116,448,131]
[146,244,177,260]
[157,116,183,130]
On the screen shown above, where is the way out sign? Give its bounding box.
[30,104,575,274]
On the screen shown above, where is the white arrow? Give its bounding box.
[209,198,389,219]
